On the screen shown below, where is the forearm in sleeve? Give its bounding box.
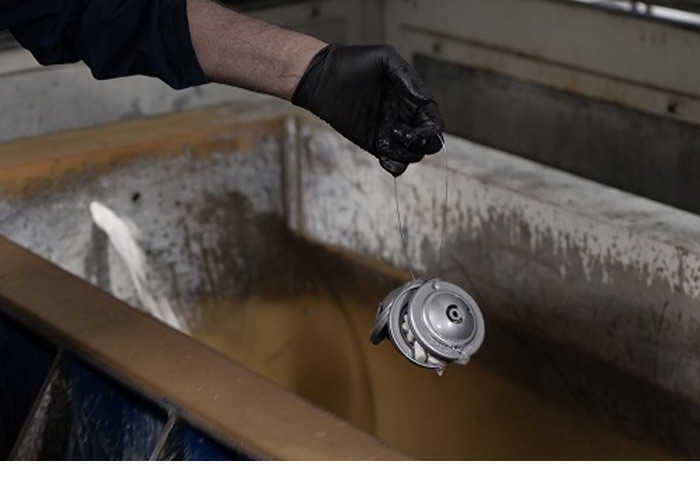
[186,0,327,100]
[3,0,207,89]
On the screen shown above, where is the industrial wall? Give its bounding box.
[0,0,383,142]
[4,0,700,215]
[386,0,700,215]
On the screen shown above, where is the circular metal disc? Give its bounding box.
[408,279,485,362]
[369,278,485,371]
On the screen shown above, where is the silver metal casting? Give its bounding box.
[369,278,485,374]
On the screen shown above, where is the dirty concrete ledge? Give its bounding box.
[2,101,700,457]
[293,119,700,457]
[0,235,408,460]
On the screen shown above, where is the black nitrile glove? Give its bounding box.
[292,44,444,177]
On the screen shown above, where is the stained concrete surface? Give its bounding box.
[0,235,406,460]
[417,55,700,216]
[294,117,700,458]
[2,103,700,457]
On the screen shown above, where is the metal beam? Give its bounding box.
[387,0,700,126]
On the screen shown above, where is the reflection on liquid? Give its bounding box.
[190,238,674,460]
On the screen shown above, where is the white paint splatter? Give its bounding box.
[89,201,187,333]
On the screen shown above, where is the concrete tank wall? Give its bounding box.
[2,102,700,456]
[289,115,700,457]
[0,0,382,143]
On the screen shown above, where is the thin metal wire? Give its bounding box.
[393,134,449,282]
[394,177,416,281]
[435,135,449,278]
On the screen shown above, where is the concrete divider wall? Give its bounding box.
[290,117,700,452]
[0,104,289,328]
[3,104,700,455]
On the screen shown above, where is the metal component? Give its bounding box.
[369,280,421,345]
[369,278,485,374]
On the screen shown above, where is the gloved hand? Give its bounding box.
[292,44,444,176]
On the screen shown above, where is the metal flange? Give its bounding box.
[369,278,485,374]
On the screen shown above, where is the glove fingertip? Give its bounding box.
[396,71,430,102]
[383,48,432,104]
[417,133,444,155]
[380,157,409,177]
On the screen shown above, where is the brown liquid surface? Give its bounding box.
[190,240,674,460]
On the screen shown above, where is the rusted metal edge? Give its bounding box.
[0,236,408,460]
[0,100,297,194]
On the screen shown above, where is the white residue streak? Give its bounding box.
[89,201,187,333]
[299,128,700,300]
[451,177,700,299]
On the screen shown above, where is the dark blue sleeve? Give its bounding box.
[1,0,208,89]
